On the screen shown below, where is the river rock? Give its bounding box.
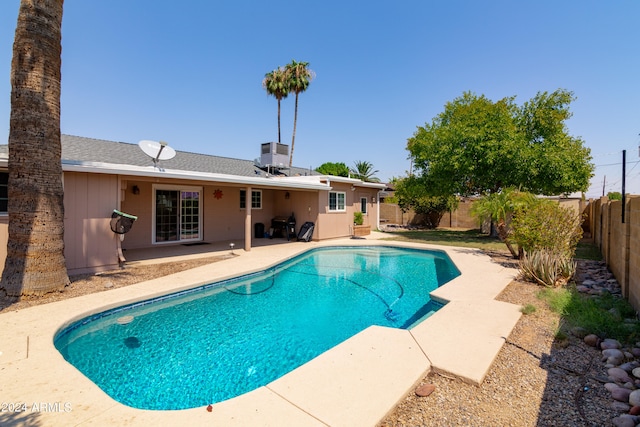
[630,405,640,415]
[604,349,625,365]
[602,339,623,350]
[585,334,600,347]
[629,389,640,407]
[415,383,436,397]
[612,387,632,402]
[611,401,631,412]
[613,415,636,427]
[610,367,633,383]
[606,383,622,392]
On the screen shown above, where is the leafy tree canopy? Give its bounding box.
[316,162,350,177]
[407,89,594,196]
[393,176,458,229]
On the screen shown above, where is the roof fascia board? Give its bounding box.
[61,161,330,191]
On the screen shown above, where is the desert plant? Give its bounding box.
[519,249,576,287]
[470,188,536,258]
[354,211,364,225]
[511,199,583,259]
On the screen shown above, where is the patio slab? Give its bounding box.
[0,233,520,426]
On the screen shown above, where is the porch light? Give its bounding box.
[229,242,235,254]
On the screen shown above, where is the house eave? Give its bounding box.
[61,160,331,191]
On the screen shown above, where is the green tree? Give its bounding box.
[607,191,622,201]
[316,162,350,177]
[407,89,593,197]
[470,188,536,258]
[1,0,70,296]
[285,60,314,167]
[350,160,380,182]
[262,66,289,143]
[394,176,458,229]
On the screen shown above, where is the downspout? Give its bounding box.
[245,186,252,252]
[376,190,381,230]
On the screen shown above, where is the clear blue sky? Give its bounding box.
[1,1,639,198]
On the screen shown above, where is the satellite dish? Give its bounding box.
[138,140,176,166]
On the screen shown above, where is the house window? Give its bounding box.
[0,171,7,214]
[153,186,201,243]
[360,197,368,214]
[329,191,346,212]
[240,189,262,209]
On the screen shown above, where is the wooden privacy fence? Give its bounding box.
[587,196,640,312]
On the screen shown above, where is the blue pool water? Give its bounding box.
[54,246,460,410]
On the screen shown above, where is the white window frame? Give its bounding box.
[240,189,262,210]
[328,191,346,212]
[152,184,202,244]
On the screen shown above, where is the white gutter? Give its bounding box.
[61,160,331,191]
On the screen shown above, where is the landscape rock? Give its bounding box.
[609,367,633,383]
[584,334,600,347]
[611,387,632,402]
[629,389,640,407]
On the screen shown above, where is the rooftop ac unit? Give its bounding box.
[260,142,290,168]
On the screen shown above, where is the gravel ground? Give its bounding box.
[381,259,619,427]
[0,254,621,426]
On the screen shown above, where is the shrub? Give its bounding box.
[353,211,364,225]
[512,199,583,259]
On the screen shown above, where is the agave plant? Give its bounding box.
[519,249,576,287]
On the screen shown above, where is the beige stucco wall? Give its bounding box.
[0,172,380,277]
[63,172,120,274]
[315,182,379,240]
[119,177,325,249]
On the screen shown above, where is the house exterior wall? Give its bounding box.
[314,182,379,240]
[63,172,120,274]
[0,172,380,277]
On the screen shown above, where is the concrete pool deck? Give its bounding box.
[0,233,521,427]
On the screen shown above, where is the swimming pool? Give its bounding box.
[54,246,460,410]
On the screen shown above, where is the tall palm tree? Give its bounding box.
[350,160,380,182]
[1,0,70,296]
[285,60,314,167]
[262,66,289,144]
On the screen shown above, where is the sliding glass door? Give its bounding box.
[154,186,201,243]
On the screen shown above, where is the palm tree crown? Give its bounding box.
[262,66,289,143]
[350,160,380,182]
[285,60,314,167]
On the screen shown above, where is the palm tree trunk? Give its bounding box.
[290,93,299,167]
[277,99,281,143]
[496,221,518,259]
[1,0,70,296]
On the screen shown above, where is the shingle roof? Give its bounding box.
[0,135,318,178]
[60,135,317,177]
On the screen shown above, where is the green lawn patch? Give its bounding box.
[381,228,507,251]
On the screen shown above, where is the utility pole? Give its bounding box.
[622,150,626,223]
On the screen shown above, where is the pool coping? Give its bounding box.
[0,236,521,427]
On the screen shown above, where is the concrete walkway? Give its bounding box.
[0,233,521,427]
